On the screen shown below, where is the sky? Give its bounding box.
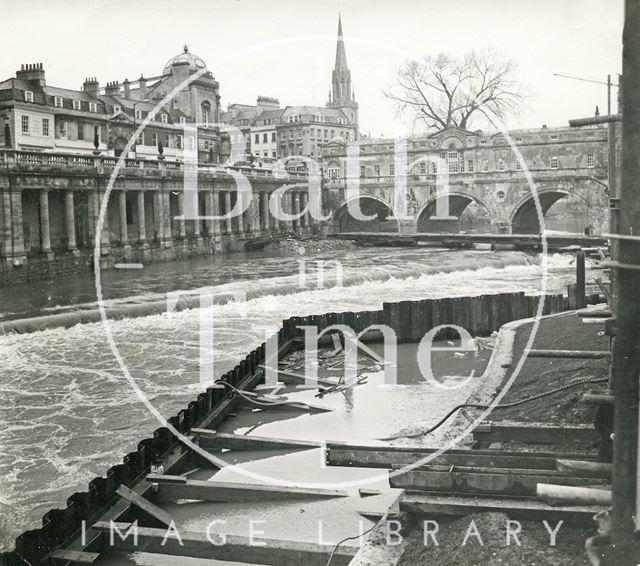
[0,0,624,137]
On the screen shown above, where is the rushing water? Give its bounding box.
[0,246,596,549]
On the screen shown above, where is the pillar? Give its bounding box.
[224,191,232,234]
[39,190,51,254]
[1,189,25,259]
[237,192,244,235]
[153,191,163,242]
[118,191,128,245]
[262,192,270,233]
[65,190,77,251]
[204,190,214,236]
[137,190,146,243]
[212,190,220,236]
[177,192,186,239]
[292,192,300,231]
[162,192,172,247]
[300,191,309,228]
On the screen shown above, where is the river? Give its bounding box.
[0,246,595,549]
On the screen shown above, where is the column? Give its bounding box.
[237,191,244,236]
[224,191,232,234]
[292,192,300,231]
[153,191,163,242]
[177,192,186,239]
[204,190,214,236]
[137,191,146,243]
[39,190,52,254]
[65,190,77,251]
[118,191,128,245]
[193,192,201,238]
[262,192,270,233]
[1,189,25,259]
[162,192,172,247]
[212,190,220,236]
[300,191,309,229]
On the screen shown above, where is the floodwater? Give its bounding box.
[0,246,596,550]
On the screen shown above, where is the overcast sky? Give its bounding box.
[1,0,623,136]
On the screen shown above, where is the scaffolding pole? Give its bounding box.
[611,0,640,553]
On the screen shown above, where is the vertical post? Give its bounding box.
[224,191,232,234]
[608,73,612,116]
[153,191,163,243]
[177,192,186,239]
[65,190,77,251]
[137,191,146,243]
[212,190,220,236]
[236,192,244,235]
[118,191,128,246]
[611,0,640,550]
[39,189,51,254]
[576,250,586,309]
[262,192,270,233]
[204,190,214,236]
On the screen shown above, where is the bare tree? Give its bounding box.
[384,50,529,132]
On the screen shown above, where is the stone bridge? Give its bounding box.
[0,150,311,284]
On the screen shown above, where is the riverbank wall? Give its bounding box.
[0,290,605,565]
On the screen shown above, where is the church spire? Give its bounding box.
[334,14,348,71]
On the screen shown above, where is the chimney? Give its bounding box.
[542,124,547,129]
[105,81,121,96]
[16,63,46,88]
[123,78,130,99]
[83,77,100,98]
[139,75,147,100]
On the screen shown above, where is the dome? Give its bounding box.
[163,45,208,75]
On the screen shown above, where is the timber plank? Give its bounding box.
[152,476,349,502]
[401,494,603,526]
[389,468,607,497]
[473,421,597,444]
[92,523,357,566]
[48,549,101,564]
[192,429,323,451]
[116,485,174,527]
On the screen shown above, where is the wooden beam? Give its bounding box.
[92,522,357,566]
[257,365,336,387]
[192,428,323,451]
[537,483,612,505]
[48,549,101,564]
[583,393,615,405]
[115,484,174,527]
[473,421,597,444]
[389,467,607,497]
[150,476,349,502]
[556,459,612,476]
[401,493,603,526]
[326,445,565,471]
[526,349,610,359]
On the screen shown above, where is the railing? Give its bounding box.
[0,149,309,181]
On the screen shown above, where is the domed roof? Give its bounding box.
[163,45,208,75]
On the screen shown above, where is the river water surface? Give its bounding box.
[0,246,596,549]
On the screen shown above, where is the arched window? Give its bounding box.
[201,101,212,126]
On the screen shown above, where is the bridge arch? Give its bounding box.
[416,193,491,233]
[510,189,591,234]
[333,195,398,233]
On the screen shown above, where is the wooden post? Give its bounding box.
[576,251,586,309]
[611,0,640,550]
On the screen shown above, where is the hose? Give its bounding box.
[381,375,609,440]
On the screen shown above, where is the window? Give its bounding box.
[550,156,558,169]
[204,140,210,150]
[72,100,81,110]
[255,134,259,144]
[497,159,505,171]
[587,153,595,168]
[21,115,29,134]
[480,139,487,145]
[151,132,158,146]
[483,160,489,172]
[272,151,276,158]
[431,161,438,174]
[550,134,558,140]
[176,134,183,149]
[516,159,523,171]
[374,164,380,177]
[448,151,460,173]
[271,132,276,142]
[149,112,156,122]
[161,114,168,124]
[137,133,144,145]
[113,105,121,114]
[24,91,34,102]
[179,116,186,125]
[135,109,142,120]
[360,165,365,177]
[42,118,49,136]
[420,162,426,174]
[89,102,97,113]
[54,96,63,108]
[389,163,395,176]
[467,160,474,173]
[263,133,268,143]
[77,123,84,140]
[515,136,523,142]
